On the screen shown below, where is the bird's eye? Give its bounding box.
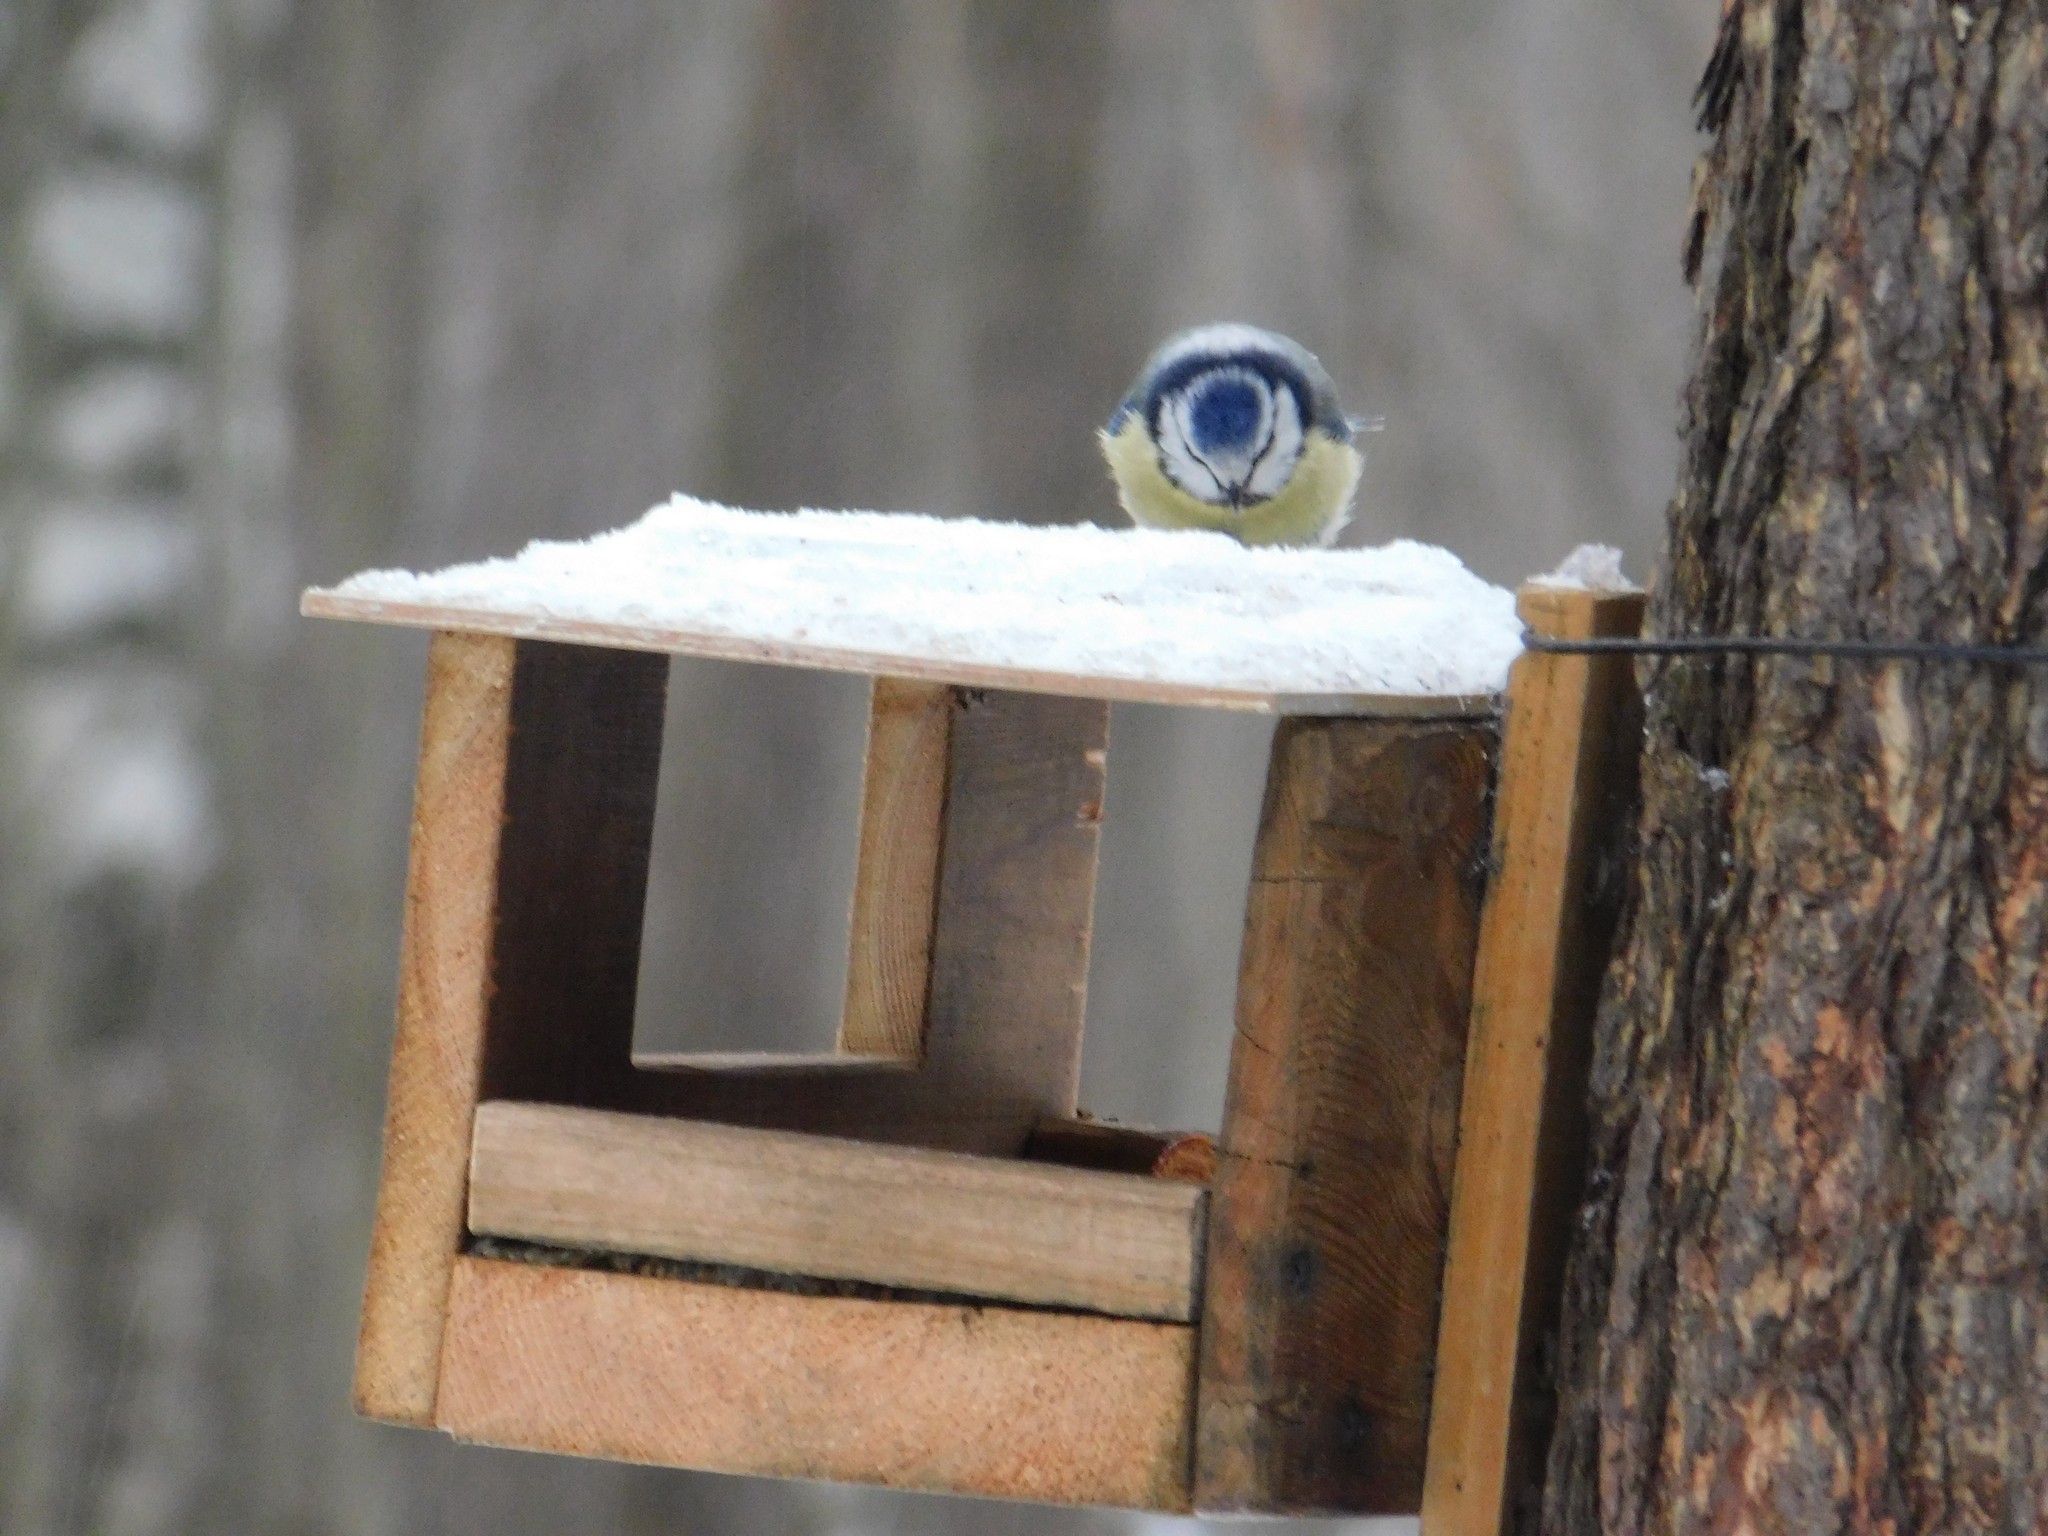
[1185,374,1267,455]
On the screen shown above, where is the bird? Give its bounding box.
[1099,323,1372,548]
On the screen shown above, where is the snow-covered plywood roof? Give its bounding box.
[302,497,1527,715]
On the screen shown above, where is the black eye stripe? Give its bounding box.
[1157,402,1234,503]
[1242,392,1305,497]
[1157,436,1229,504]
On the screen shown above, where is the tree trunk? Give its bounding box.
[1543,3,2048,1533]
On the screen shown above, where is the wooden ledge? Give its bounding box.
[468,1101,1208,1322]
[435,1256,1197,1510]
[626,1051,918,1074]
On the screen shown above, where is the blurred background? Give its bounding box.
[0,1,1713,1531]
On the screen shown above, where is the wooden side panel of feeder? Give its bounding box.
[435,1257,1199,1511]
[1194,716,1495,1515]
[467,1101,1208,1321]
[1420,585,1644,1536]
[354,632,667,1426]
[853,685,1106,1146]
[630,686,1109,1156]
[837,677,952,1060]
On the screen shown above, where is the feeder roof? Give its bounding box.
[302,497,1528,715]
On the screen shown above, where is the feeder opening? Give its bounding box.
[631,656,869,1060]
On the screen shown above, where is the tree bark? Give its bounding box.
[1544,3,2048,1534]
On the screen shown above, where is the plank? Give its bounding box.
[1194,716,1495,1515]
[473,641,669,1107]
[434,1255,1198,1511]
[837,677,952,1059]
[1149,1135,1219,1185]
[866,686,1106,1147]
[467,1102,1207,1321]
[626,1052,912,1073]
[1025,1117,1218,1183]
[353,631,517,1426]
[302,590,1495,718]
[1419,585,1645,1536]
[621,688,1110,1155]
[352,633,668,1426]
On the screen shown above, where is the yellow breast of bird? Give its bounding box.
[1099,424,1362,548]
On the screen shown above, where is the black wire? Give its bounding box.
[1522,633,2048,666]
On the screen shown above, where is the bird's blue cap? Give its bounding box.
[1106,323,1353,444]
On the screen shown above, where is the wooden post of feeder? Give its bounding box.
[354,633,669,1426]
[1194,715,1496,1515]
[1420,582,1646,1536]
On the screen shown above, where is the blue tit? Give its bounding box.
[1099,323,1371,548]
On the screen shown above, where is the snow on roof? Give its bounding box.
[1528,543,1631,592]
[302,496,1526,715]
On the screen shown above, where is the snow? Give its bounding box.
[1529,542,1631,592]
[314,496,1528,703]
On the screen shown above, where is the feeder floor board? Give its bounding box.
[467,1101,1208,1322]
[435,1256,1197,1512]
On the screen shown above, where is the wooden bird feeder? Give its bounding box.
[303,511,1644,1524]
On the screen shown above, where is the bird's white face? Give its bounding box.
[1153,366,1307,508]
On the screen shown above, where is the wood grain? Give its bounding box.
[434,1255,1198,1510]
[352,633,668,1426]
[1026,1117,1218,1183]
[626,1051,912,1074]
[353,631,517,1425]
[836,677,951,1060]
[895,687,1106,1148]
[467,1101,1207,1321]
[1149,1136,1219,1185]
[302,589,1496,718]
[1194,717,1495,1515]
[1420,585,1643,1536]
